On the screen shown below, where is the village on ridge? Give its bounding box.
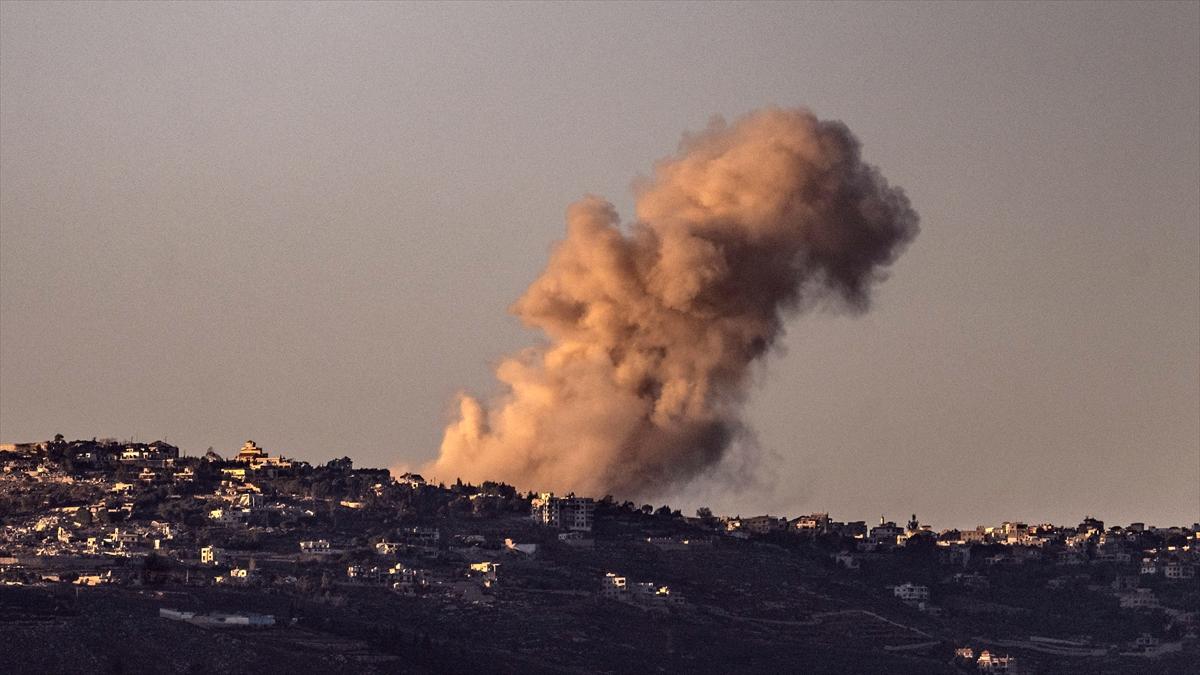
[1,436,1197,674]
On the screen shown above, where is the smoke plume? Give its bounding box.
[422,107,918,499]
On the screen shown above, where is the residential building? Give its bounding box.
[742,515,786,535]
[376,541,402,555]
[469,561,499,588]
[1119,588,1160,610]
[870,518,904,546]
[601,572,627,599]
[391,566,431,593]
[234,440,266,464]
[631,582,683,607]
[789,512,831,534]
[1164,562,1195,580]
[531,493,595,532]
[976,650,1017,673]
[893,582,930,604]
[299,539,333,554]
[200,546,225,565]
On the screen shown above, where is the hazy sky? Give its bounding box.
[2,2,1197,528]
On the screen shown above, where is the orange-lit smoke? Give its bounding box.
[420,108,918,499]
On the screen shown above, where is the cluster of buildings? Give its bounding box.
[599,571,684,610]
[955,647,1018,673]
[721,511,1198,578]
[2,436,1197,671]
[0,438,564,611]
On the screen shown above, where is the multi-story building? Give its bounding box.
[390,566,431,591]
[893,582,930,604]
[200,545,225,565]
[791,513,831,534]
[600,572,627,599]
[976,650,1017,673]
[1119,588,1159,610]
[234,440,266,464]
[469,561,499,588]
[1164,562,1195,580]
[562,497,595,532]
[870,518,904,546]
[742,515,786,534]
[402,527,441,550]
[531,493,594,532]
[531,493,561,527]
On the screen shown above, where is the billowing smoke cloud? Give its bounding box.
[421,107,918,499]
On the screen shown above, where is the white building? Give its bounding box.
[1119,588,1160,610]
[200,545,225,565]
[741,515,786,534]
[562,497,596,531]
[1164,562,1195,580]
[299,539,333,554]
[469,561,500,588]
[208,508,248,525]
[632,582,683,607]
[600,572,627,599]
[74,572,114,586]
[403,527,441,549]
[531,493,595,532]
[792,512,832,533]
[376,541,402,555]
[236,492,264,509]
[229,566,256,581]
[893,582,930,603]
[976,650,1017,673]
[531,493,561,527]
[1133,633,1159,650]
[348,565,384,581]
[870,518,904,546]
[391,566,431,593]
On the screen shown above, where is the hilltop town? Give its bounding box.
[0,436,1196,674]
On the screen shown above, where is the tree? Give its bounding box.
[325,456,353,472]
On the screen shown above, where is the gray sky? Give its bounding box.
[2,1,1197,528]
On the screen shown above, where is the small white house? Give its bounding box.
[200,545,225,565]
[1119,588,1159,610]
[1164,562,1195,580]
[299,539,332,554]
[601,572,627,598]
[893,582,930,603]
